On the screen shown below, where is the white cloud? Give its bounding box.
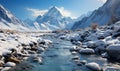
[98,0,107,3]
[26,7,76,19]
[57,7,73,18]
[26,8,48,17]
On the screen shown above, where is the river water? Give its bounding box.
[31,36,109,71]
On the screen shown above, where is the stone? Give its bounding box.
[37,47,45,53]
[107,45,120,61]
[104,66,120,71]
[79,60,87,65]
[71,51,78,55]
[28,50,36,54]
[0,60,4,67]
[86,62,101,71]
[79,48,95,54]
[32,57,43,64]
[8,57,20,64]
[72,56,80,60]
[4,62,16,67]
[1,67,11,71]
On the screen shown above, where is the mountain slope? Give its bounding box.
[25,6,74,31]
[72,0,120,30]
[0,4,28,31]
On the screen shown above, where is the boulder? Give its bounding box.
[86,40,106,49]
[70,48,79,52]
[86,41,97,48]
[72,56,80,60]
[86,34,98,41]
[28,50,36,54]
[4,62,16,67]
[79,48,95,54]
[104,66,120,71]
[76,60,87,66]
[71,41,82,46]
[95,45,106,54]
[32,57,43,64]
[79,60,87,65]
[71,51,78,55]
[112,32,120,38]
[8,57,20,64]
[0,60,4,67]
[1,67,11,71]
[86,62,101,71]
[37,47,45,53]
[107,45,120,61]
[101,52,109,58]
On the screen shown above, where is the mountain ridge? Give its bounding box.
[72,0,120,30]
[25,6,74,31]
[0,4,29,31]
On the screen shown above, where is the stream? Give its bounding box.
[31,35,111,71]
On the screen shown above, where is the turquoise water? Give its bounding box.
[32,37,75,71]
[31,36,108,71]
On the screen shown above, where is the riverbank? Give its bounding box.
[0,26,120,71]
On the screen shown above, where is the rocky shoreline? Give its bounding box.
[57,21,120,71]
[0,30,53,71]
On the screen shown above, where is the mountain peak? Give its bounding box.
[44,6,63,19]
[49,6,60,13]
[50,6,58,10]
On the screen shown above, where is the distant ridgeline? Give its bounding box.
[72,0,120,30]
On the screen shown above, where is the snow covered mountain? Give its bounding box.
[0,4,28,31]
[72,0,120,30]
[25,6,74,31]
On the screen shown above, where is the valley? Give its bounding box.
[0,0,120,71]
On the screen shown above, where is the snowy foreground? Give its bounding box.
[0,31,53,71]
[0,22,120,71]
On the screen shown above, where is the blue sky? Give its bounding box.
[0,0,106,20]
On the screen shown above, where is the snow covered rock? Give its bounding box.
[79,48,95,54]
[104,36,120,45]
[44,39,52,44]
[104,66,120,71]
[96,30,112,39]
[0,60,4,67]
[95,45,106,54]
[71,41,82,46]
[32,56,43,64]
[37,47,45,53]
[101,52,109,58]
[86,62,101,71]
[76,60,87,66]
[1,67,11,71]
[86,41,97,48]
[112,32,120,38]
[86,34,98,41]
[4,62,16,67]
[72,56,80,61]
[37,38,52,45]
